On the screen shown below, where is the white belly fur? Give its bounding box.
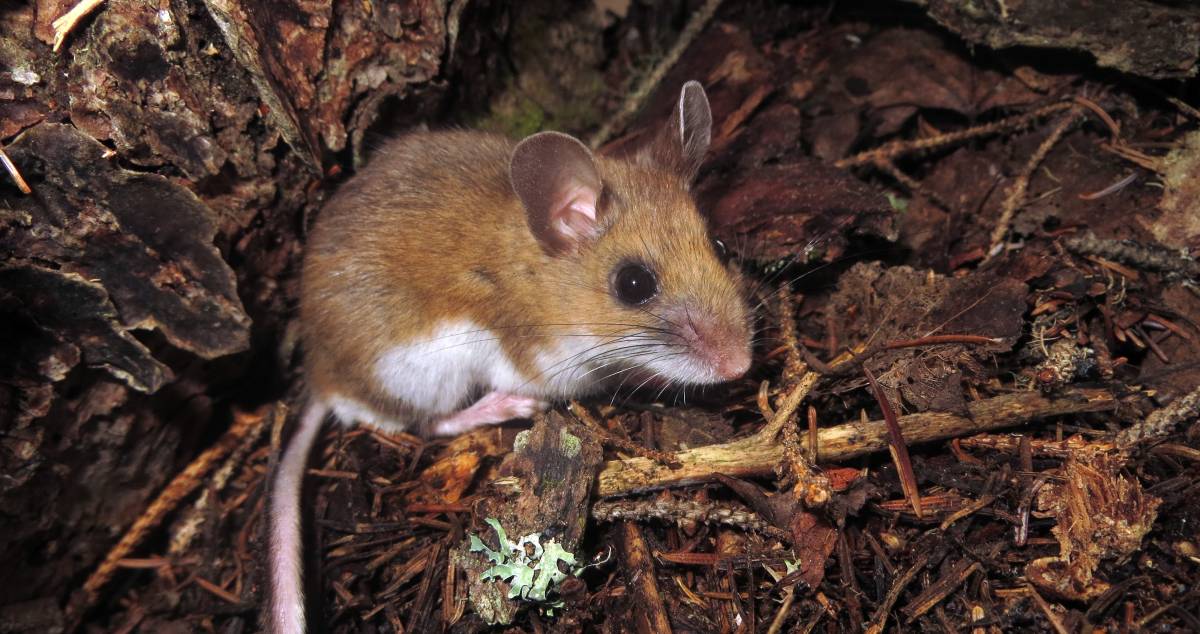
[374,318,528,415]
[326,319,606,431]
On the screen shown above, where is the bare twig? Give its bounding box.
[0,146,31,194]
[939,493,998,531]
[901,558,982,620]
[1100,141,1162,172]
[837,532,865,630]
[865,553,929,634]
[1166,95,1200,122]
[52,0,107,52]
[835,101,1076,169]
[766,580,798,634]
[1025,584,1071,634]
[756,366,823,442]
[1071,95,1120,138]
[1152,443,1200,462]
[619,522,674,634]
[169,404,279,554]
[192,576,242,605]
[803,335,998,378]
[986,108,1083,261]
[886,335,1002,349]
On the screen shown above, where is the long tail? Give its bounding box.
[268,401,328,633]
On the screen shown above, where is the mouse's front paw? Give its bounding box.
[432,392,547,436]
[491,393,547,420]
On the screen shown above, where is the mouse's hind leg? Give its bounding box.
[430,392,546,437]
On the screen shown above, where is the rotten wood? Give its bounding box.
[451,413,603,625]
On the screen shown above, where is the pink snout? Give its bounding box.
[681,317,752,381]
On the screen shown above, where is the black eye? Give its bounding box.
[711,237,728,260]
[613,262,659,306]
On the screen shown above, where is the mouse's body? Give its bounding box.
[269,81,752,633]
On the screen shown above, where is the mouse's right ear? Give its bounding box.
[510,131,604,255]
[641,80,712,184]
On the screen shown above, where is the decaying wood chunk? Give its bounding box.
[451,413,603,625]
[4,124,251,369]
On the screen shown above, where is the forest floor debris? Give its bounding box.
[44,1,1200,632]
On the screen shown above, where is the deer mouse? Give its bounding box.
[268,81,752,632]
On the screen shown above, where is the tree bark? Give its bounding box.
[0,0,502,610]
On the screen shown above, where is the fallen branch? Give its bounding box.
[597,388,1116,497]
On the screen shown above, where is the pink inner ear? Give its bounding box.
[552,183,600,242]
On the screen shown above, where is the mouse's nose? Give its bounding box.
[682,316,752,381]
[715,343,752,380]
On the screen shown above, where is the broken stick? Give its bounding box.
[597,388,1116,497]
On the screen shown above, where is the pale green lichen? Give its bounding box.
[468,518,581,613]
[558,428,581,458]
[512,429,531,453]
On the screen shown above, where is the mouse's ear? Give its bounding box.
[510,131,604,255]
[641,80,712,184]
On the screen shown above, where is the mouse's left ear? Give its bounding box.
[642,80,712,184]
[510,131,605,255]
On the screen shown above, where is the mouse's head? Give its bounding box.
[510,81,752,390]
